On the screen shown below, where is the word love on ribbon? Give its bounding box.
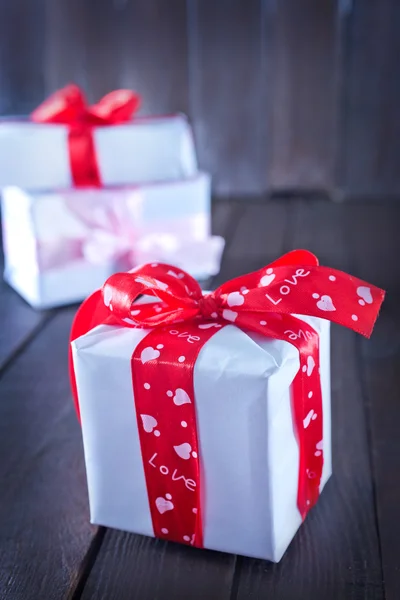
[31,84,141,187]
[69,250,384,548]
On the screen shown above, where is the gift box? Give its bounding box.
[69,253,384,562]
[1,174,223,309]
[0,86,197,190]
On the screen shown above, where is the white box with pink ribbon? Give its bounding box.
[1,174,224,309]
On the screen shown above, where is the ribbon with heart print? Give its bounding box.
[69,249,384,547]
[31,84,140,187]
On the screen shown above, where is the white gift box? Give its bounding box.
[1,173,224,309]
[0,114,197,190]
[71,303,331,562]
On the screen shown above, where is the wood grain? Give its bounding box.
[340,0,400,197]
[82,530,236,600]
[44,0,88,94]
[233,200,384,599]
[0,0,46,114]
[226,199,289,261]
[347,204,400,600]
[268,0,340,192]
[0,308,96,600]
[188,0,269,195]
[0,269,48,372]
[82,0,189,113]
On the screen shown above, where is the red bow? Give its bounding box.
[31,84,141,187]
[70,250,384,544]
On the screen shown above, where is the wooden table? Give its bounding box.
[1,198,399,600]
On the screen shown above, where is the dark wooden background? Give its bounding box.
[1,0,400,199]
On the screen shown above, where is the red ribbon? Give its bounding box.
[31,84,141,187]
[69,250,384,547]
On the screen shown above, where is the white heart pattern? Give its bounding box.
[154,278,169,291]
[173,389,192,406]
[167,270,179,278]
[357,286,373,305]
[122,317,137,325]
[141,346,161,364]
[198,323,222,330]
[316,295,336,312]
[141,414,158,433]
[307,355,315,377]
[103,285,112,307]
[222,309,238,322]
[135,277,169,292]
[130,309,141,316]
[173,442,192,460]
[260,273,275,287]
[156,496,174,514]
[227,291,244,307]
[135,276,153,288]
[303,409,318,429]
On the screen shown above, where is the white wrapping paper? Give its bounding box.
[0,114,197,190]
[72,303,331,562]
[1,173,224,309]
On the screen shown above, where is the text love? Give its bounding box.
[265,269,310,306]
[149,452,196,492]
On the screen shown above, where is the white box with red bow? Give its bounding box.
[0,113,197,190]
[69,253,384,562]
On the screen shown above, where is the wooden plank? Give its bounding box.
[226,200,289,261]
[83,0,189,113]
[340,1,400,197]
[188,0,269,195]
[0,243,47,372]
[343,203,400,293]
[0,308,96,599]
[287,199,348,270]
[211,198,289,286]
[44,0,88,94]
[0,278,48,372]
[211,198,238,241]
[82,531,236,600]
[347,204,400,600]
[0,0,46,114]
[268,0,340,192]
[0,309,95,600]
[234,201,384,598]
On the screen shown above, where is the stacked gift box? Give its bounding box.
[0,85,224,309]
